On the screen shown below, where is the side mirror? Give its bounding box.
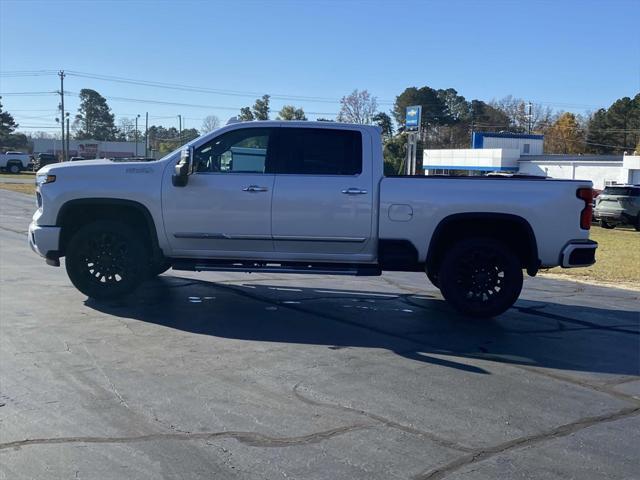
[172,147,193,187]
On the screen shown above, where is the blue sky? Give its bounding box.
[1,0,639,133]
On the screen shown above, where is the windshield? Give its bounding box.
[602,187,640,196]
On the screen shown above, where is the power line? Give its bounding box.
[0,91,58,96]
[1,69,614,111]
[65,70,357,105]
[0,70,58,77]
[63,90,339,115]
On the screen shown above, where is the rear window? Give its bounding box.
[276,128,362,175]
[602,187,640,196]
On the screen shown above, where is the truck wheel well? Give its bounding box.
[57,199,162,260]
[426,213,540,278]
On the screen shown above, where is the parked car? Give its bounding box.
[69,157,86,162]
[33,153,59,171]
[594,185,640,230]
[29,121,597,318]
[0,151,31,173]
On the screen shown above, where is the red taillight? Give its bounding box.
[577,188,593,230]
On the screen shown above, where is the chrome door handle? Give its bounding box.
[341,188,368,195]
[242,185,269,192]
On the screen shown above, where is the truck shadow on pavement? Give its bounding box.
[86,275,640,377]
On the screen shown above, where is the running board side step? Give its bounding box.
[170,259,382,276]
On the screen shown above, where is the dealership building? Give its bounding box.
[32,138,146,159]
[423,132,640,189]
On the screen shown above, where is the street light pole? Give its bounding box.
[65,113,70,160]
[178,114,182,145]
[135,114,140,156]
[145,112,148,157]
[58,70,65,161]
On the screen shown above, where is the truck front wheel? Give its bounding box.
[438,238,523,318]
[65,221,149,299]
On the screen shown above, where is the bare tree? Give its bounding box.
[490,96,553,133]
[28,131,57,139]
[201,115,220,133]
[117,117,134,139]
[337,89,378,124]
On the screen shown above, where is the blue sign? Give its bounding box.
[405,105,421,129]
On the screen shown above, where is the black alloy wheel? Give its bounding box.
[438,238,523,318]
[65,221,148,299]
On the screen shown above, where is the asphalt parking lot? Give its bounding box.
[1,189,639,480]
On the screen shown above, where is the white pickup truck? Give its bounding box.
[29,121,597,317]
[0,151,31,173]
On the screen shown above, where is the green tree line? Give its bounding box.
[3,87,638,163]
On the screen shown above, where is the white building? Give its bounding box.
[33,139,146,159]
[423,132,639,190]
[518,155,627,189]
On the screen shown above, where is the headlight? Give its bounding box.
[36,173,56,186]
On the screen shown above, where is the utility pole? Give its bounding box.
[178,114,182,145]
[527,101,533,134]
[58,70,65,161]
[145,112,149,158]
[65,113,70,160]
[135,114,141,156]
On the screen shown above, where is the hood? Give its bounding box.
[38,159,113,174]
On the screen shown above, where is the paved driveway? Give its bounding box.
[1,189,638,479]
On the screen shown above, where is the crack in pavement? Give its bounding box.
[0,424,370,451]
[293,383,474,453]
[513,365,640,406]
[82,344,130,410]
[513,306,640,336]
[0,225,28,235]
[413,406,640,480]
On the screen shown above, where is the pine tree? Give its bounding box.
[74,89,118,141]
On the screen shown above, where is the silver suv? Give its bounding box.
[594,185,640,231]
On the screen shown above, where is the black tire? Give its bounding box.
[635,215,640,232]
[149,259,171,277]
[438,238,523,318]
[426,270,440,288]
[8,163,21,174]
[599,219,615,229]
[65,220,149,299]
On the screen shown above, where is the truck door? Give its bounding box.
[271,126,375,261]
[162,127,276,257]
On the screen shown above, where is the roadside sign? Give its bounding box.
[405,105,421,130]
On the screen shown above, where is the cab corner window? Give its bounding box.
[279,128,362,175]
[194,128,272,174]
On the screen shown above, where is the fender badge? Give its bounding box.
[125,167,153,174]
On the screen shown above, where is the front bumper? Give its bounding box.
[28,221,61,266]
[560,239,597,268]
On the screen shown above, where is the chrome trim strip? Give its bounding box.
[174,233,271,240]
[273,235,366,243]
[174,233,367,243]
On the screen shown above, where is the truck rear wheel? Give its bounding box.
[149,259,171,277]
[8,163,21,174]
[438,238,523,318]
[65,221,148,299]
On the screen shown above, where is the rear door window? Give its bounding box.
[275,128,362,175]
